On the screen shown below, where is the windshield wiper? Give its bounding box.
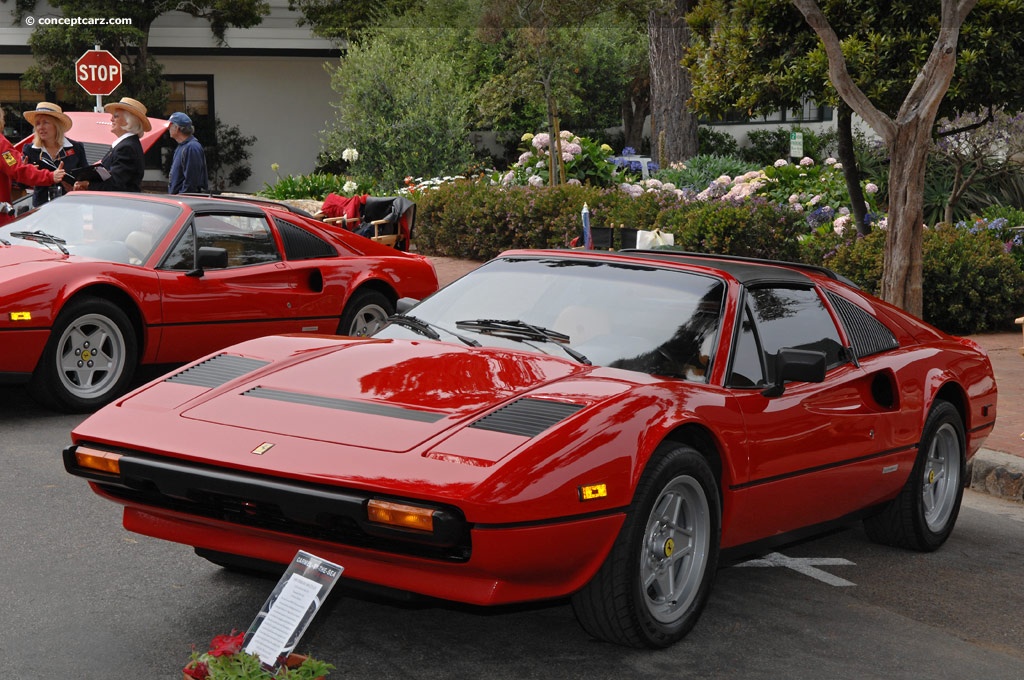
[10,230,69,255]
[455,319,591,365]
[387,315,481,347]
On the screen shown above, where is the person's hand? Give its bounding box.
[73,180,89,191]
[52,161,65,184]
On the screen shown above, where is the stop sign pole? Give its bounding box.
[75,45,123,112]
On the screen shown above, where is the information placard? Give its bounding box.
[243,551,343,671]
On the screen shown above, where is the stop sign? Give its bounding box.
[75,49,122,96]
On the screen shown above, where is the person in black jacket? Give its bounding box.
[73,96,150,193]
[22,102,88,207]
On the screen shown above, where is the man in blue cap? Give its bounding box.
[167,111,209,194]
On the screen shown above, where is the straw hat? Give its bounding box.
[103,96,152,132]
[24,102,73,132]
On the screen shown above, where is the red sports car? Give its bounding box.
[1,192,438,411]
[63,249,997,648]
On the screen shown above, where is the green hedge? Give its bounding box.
[804,226,1024,334]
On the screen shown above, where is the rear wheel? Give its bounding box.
[337,289,393,337]
[29,297,137,412]
[571,443,720,648]
[863,400,966,551]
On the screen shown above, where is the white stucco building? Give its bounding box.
[0,0,339,193]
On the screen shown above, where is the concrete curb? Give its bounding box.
[969,449,1024,503]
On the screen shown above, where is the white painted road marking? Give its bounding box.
[735,551,856,586]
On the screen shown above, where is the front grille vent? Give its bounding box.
[166,354,270,388]
[469,398,584,438]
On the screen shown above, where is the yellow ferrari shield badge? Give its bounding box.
[2,151,16,167]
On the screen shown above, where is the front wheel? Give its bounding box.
[571,443,721,648]
[863,399,966,551]
[338,289,393,337]
[29,297,137,412]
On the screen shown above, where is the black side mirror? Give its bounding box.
[186,246,228,277]
[761,348,827,398]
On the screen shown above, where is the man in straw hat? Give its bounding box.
[0,107,65,225]
[73,96,150,193]
[22,102,87,207]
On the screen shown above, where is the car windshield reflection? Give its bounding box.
[378,256,725,381]
[1,194,181,265]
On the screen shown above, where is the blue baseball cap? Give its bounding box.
[168,112,192,127]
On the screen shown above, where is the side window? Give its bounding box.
[194,214,281,267]
[750,287,844,363]
[727,305,766,388]
[161,224,195,270]
[740,286,846,384]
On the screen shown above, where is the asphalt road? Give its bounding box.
[2,384,1023,679]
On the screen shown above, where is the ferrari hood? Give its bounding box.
[175,339,603,453]
[0,243,61,267]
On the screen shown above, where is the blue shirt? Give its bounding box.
[168,135,209,194]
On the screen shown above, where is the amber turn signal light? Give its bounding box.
[367,499,435,533]
[74,447,122,475]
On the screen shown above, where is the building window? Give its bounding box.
[0,76,45,142]
[705,100,834,127]
[152,75,214,171]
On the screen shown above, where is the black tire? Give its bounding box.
[337,289,393,337]
[863,400,966,552]
[29,297,138,412]
[571,443,721,648]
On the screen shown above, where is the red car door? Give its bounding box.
[152,211,341,363]
[722,285,909,547]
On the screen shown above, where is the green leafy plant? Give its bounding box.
[653,154,760,192]
[494,131,618,187]
[182,631,333,680]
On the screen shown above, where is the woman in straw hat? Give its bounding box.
[73,96,150,193]
[0,107,65,226]
[22,102,87,207]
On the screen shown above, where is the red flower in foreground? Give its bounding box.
[208,631,245,657]
[182,660,210,679]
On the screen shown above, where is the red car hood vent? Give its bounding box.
[468,397,583,437]
[242,386,446,423]
[166,354,271,388]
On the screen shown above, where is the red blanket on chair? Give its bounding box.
[320,193,367,227]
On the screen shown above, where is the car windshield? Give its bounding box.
[377,256,726,381]
[1,194,181,265]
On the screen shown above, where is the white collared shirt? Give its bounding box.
[110,132,137,148]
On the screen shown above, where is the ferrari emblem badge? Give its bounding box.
[928,469,936,484]
[251,442,275,455]
[2,151,15,167]
[664,538,675,557]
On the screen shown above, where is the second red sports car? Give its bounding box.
[0,192,438,411]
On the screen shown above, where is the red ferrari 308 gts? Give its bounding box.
[63,249,997,648]
[0,192,438,411]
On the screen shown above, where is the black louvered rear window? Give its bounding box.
[827,292,899,359]
[469,398,584,438]
[276,218,337,260]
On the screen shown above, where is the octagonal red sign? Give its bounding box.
[75,49,122,96]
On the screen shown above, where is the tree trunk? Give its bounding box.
[648,0,697,165]
[621,90,649,152]
[880,120,931,316]
[835,104,869,235]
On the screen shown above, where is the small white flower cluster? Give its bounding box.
[342,148,359,163]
